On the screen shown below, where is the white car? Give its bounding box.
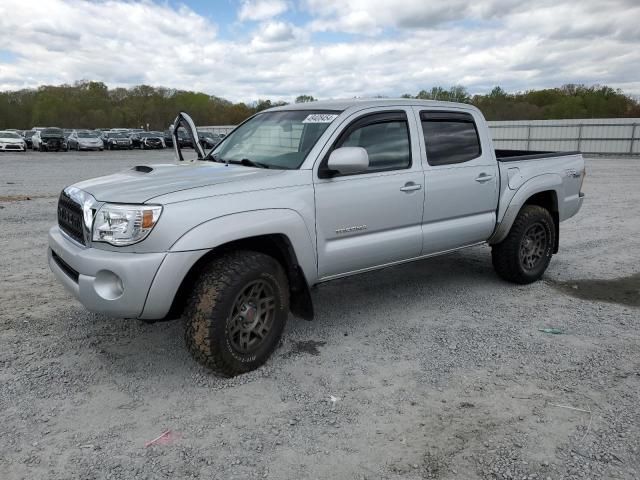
[67,130,104,151]
[0,131,27,152]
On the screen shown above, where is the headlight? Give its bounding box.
[92,204,162,246]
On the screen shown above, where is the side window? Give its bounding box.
[421,112,481,166]
[331,112,411,174]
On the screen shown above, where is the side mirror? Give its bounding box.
[172,111,206,162]
[327,147,369,175]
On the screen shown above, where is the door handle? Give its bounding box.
[400,182,422,192]
[475,173,494,183]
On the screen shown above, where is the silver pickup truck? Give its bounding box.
[49,99,585,376]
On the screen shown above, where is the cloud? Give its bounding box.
[238,0,288,22]
[305,0,529,34]
[0,0,638,100]
[250,21,307,51]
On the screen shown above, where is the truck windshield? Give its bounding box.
[211,110,339,169]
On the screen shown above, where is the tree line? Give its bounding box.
[0,81,638,130]
[401,84,640,120]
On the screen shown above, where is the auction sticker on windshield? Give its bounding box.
[302,114,338,123]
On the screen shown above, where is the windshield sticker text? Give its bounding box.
[302,114,338,124]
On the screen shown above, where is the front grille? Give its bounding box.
[58,191,85,245]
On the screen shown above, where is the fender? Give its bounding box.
[169,208,318,285]
[489,173,563,245]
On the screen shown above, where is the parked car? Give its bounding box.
[48,101,585,376]
[104,132,133,150]
[32,128,66,151]
[163,129,174,147]
[67,130,104,151]
[62,130,73,151]
[128,132,141,149]
[137,131,165,150]
[176,129,193,148]
[22,130,35,149]
[198,132,220,149]
[0,130,27,152]
[128,131,151,149]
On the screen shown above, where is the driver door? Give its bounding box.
[314,108,425,279]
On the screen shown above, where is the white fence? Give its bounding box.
[488,118,640,155]
[198,125,236,135]
[202,118,640,155]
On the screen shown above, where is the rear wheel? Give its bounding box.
[184,251,289,377]
[492,205,555,284]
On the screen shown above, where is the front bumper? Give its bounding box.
[0,143,26,151]
[48,226,166,318]
[48,226,208,319]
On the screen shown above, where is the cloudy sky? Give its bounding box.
[0,0,638,102]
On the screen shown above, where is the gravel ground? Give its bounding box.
[1,150,638,480]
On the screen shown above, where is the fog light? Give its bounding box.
[94,270,124,300]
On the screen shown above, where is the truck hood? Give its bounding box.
[73,162,284,203]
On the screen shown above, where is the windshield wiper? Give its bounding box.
[207,154,271,169]
[238,158,270,169]
[207,152,227,164]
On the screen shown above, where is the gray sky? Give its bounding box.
[0,0,638,101]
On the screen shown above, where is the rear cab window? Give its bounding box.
[420,111,481,166]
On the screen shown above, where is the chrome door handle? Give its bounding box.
[475,174,494,183]
[400,182,422,192]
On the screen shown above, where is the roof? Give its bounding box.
[266,98,478,113]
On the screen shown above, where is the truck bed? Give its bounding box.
[495,149,581,162]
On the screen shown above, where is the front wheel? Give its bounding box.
[184,251,290,377]
[492,205,555,284]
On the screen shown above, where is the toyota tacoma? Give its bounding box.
[48,100,585,376]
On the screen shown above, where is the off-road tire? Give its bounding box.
[492,205,555,284]
[184,251,289,377]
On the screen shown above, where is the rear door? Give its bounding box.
[314,108,425,279]
[415,108,498,254]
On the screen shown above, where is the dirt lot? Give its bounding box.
[1,150,638,480]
